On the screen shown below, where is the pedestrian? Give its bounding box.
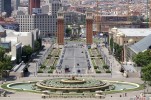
[125,93,127,97]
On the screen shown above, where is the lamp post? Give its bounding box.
[111,38,114,77]
[110,62,112,77]
[144,81,146,96]
[35,61,38,77]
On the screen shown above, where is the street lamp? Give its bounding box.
[144,81,146,96]
[110,38,115,77]
[110,62,112,77]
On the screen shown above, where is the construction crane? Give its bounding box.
[148,0,151,28]
[95,0,100,34]
[127,0,131,22]
[127,0,130,16]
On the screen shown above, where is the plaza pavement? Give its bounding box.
[59,42,91,74]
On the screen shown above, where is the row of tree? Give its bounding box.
[133,50,151,84]
[22,39,42,63]
[109,38,123,61]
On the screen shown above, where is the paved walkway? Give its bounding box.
[98,46,123,78]
[28,42,53,77]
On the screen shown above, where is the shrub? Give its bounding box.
[55,55,59,57]
[48,70,53,73]
[106,70,111,73]
[94,66,98,69]
[48,54,52,57]
[103,65,109,69]
[97,55,101,57]
[96,70,101,73]
[38,69,43,73]
[46,56,51,59]
[40,65,46,69]
[50,66,55,69]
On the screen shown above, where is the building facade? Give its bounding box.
[4,0,12,17]
[16,14,55,37]
[16,0,62,37]
[109,28,151,62]
[0,0,4,14]
[64,11,85,25]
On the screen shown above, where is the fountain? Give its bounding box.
[6,77,140,95]
[36,76,110,92]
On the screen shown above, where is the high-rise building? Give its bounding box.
[29,0,40,15]
[16,0,20,10]
[16,0,62,37]
[12,0,20,10]
[4,0,12,16]
[0,0,4,14]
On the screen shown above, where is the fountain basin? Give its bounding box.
[5,79,140,94]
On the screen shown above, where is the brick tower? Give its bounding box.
[57,11,64,45]
[86,11,93,45]
[29,0,40,15]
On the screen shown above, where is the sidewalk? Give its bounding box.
[28,43,53,77]
[98,46,123,78]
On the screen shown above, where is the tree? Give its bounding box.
[133,50,151,67]
[110,37,113,52]
[34,40,40,52]
[37,38,42,48]
[0,47,12,79]
[22,45,33,62]
[109,39,123,61]
[65,28,72,37]
[114,43,123,61]
[141,63,151,84]
[0,47,5,61]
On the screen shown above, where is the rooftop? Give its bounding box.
[129,34,151,54]
[118,28,151,37]
[6,29,31,37]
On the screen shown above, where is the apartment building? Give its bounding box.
[16,0,62,37]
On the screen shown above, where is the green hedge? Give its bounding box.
[96,70,101,73]
[48,70,53,73]
[106,70,111,73]
[103,64,109,69]
[97,55,101,57]
[94,66,98,69]
[46,56,51,59]
[50,66,55,69]
[38,69,43,73]
[40,65,46,69]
